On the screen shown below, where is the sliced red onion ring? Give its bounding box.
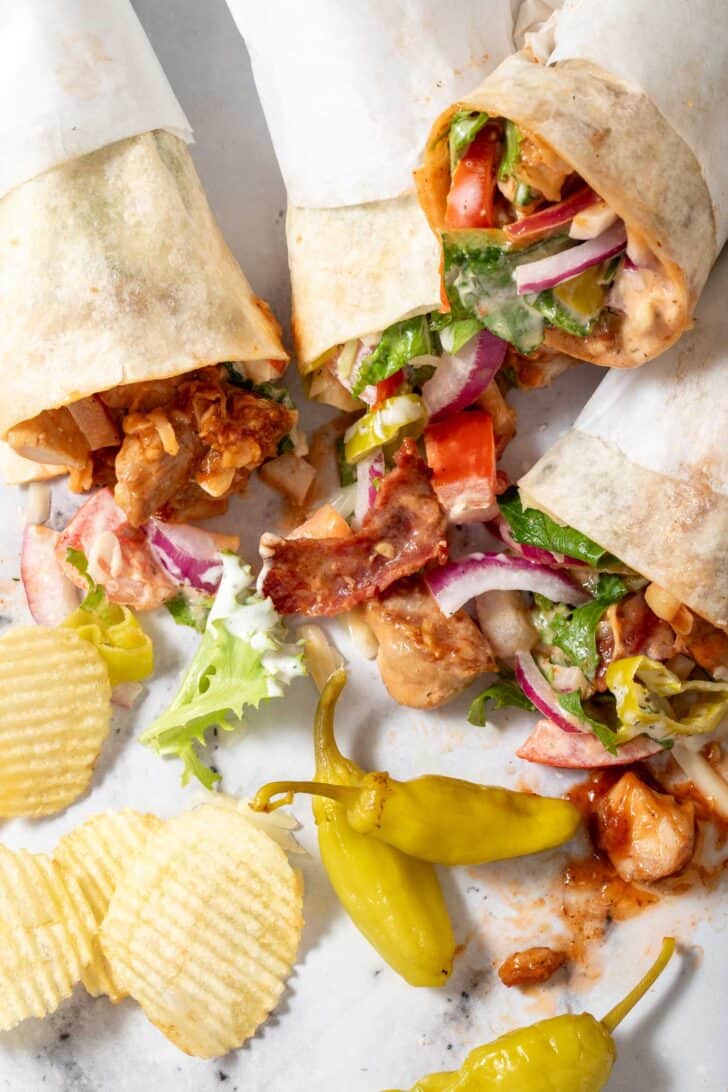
[145,520,223,593]
[488,514,585,568]
[515,222,627,295]
[517,718,662,768]
[354,448,385,527]
[422,330,507,420]
[505,186,597,241]
[514,651,586,734]
[21,524,80,625]
[426,553,590,616]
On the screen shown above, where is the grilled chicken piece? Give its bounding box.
[679,616,728,677]
[114,411,202,527]
[365,577,495,709]
[595,772,695,883]
[6,407,89,468]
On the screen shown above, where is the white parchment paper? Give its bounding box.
[0,0,191,201]
[575,252,728,497]
[225,0,516,207]
[527,0,728,244]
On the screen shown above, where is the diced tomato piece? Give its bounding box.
[444,130,498,229]
[517,719,663,768]
[424,411,497,523]
[288,503,353,541]
[374,371,405,408]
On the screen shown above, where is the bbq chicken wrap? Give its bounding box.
[418,0,728,368]
[425,248,728,786]
[0,0,295,528]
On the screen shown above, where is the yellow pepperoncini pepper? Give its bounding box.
[606,655,728,744]
[255,670,455,987]
[254,739,580,867]
[64,599,153,687]
[386,938,675,1091]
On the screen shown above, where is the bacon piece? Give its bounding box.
[56,488,176,611]
[261,439,447,616]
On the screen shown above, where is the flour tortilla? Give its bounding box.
[0,131,287,438]
[519,249,728,629]
[418,51,715,369]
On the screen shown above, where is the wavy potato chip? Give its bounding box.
[0,626,111,817]
[54,810,163,1002]
[0,845,96,1030]
[101,803,304,1058]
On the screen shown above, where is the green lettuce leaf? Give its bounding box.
[141,555,304,787]
[468,678,535,725]
[557,690,619,755]
[352,316,431,396]
[498,120,521,181]
[165,591,214,633]
[498,488,612,566]
[449,110,489,171]
[550,574,628,679]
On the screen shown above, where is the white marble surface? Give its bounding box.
[0,2,724,1090]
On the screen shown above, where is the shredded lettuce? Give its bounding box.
[141,554,304,788]
[437,318,481,355]
[442,230,573,353]
[449,110,489,171]
[352,316,431,396]
[606,656,728,745]
[63,549,153,686]
[498,120,521,181]
[468,678,536,725]
[498,489,612,567]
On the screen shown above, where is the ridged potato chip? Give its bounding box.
[0,626,111,817]
[101,803,304,1058]
[54,810,163,1002]
[0,845,95,1029]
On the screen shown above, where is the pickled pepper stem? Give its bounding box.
[252,779,360,813]
[601,937,676,1032]
[314,669,349,771]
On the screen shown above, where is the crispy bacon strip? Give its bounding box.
[261,439,448,616]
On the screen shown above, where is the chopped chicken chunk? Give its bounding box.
[595,772,695,883]
[365,576,495,709]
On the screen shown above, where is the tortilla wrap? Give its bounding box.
[226,0,520,369]
[418,51,715,368]
[0,130,286,439]
[519,249,728,630]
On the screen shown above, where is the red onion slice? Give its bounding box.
[514,651,587,734]
[21,525,80,625]
[505,186,598,241]
[517,718,662,768]
[145,520,223,593]
[422,330,507,420]
[426,553,590,616]
[354,448,385,528]
[515,222,627,295]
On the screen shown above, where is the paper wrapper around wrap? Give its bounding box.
[226,0,519,367]
[519,248,728,631]
[418,0,726,369]
[0,0,287,443]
